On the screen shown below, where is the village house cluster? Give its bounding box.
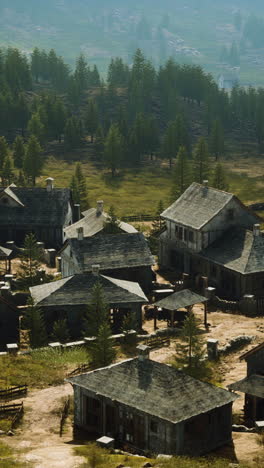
[0,179,263,457]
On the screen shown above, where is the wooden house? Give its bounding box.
[159,182,264,299]
[30,269,148,337]
[0,179,79,248]
[60,232,155,294]
[67,346,237,456]
[64,200,137,240]
[228,342,264,423]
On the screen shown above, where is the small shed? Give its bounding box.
[228,342,264,422]
[153,289,208,328]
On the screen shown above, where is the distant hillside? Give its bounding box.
[1,0,264,83]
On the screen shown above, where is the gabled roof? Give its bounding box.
[228,374,264,399]
[67,358,237,424]
[65,233,155,271]
[201,228,264,274]
[0,186,25,207]
[0,245,12,258]
[239,342,264,361]
[0,186,72,226]
[161,183,260,230]
[64,208,137,239]
[30,273,148,307]
[161,183,234,229]
[153,289,208,311]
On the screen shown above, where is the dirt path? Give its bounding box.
[2,383,85,468]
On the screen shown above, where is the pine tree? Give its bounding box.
[104,206,121,234]
[174,312,206,379]
[162,116,189,168]
[82,282,109,337]
[13,135,25,169]
[51,319,70,343]
[17,170,26,187]
[193,137,210,184]
[211,163,229,191]
[23,135,43,185]
[171,146,192,200]
[74,163,89,211]
[27,112,45,144]
[104,124,124,176]
[70,175,80,204]
[18,233,42,289]
[91,321,116,368]
[23,297,47,349]
[0,136,9,170]
[1,155,14,185]
[94,125,105,160]
[209,119,224,161]
[85,99,99,142]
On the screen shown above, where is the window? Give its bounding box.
[189,231,194,242]
[184,229,187,242]
[175,225,178,237]
[150,420,158,433]
[227,209,234,220]
[179,227,183,240]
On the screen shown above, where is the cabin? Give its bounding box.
[67,346,237,456]
[159,182,264,299]
[0,179,79,248]
[30,268,148,337]
[228,342,264,423]
[64,200,137,240]
[60,232,155,294]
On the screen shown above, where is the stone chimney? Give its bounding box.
[92,264,100,276]
[137,344,150,361]
[46,177,54,192]
[253,224,261,237]
[73,204,81,222]
[96,200,104,216]
[77,227,84,241]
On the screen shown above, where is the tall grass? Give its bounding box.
[0,347,90,389]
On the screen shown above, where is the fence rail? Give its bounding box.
[0,385,27,400]
[0,402,23,414]
[146,337,171,349]
[66,364,91,378]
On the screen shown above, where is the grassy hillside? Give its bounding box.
[40,156,264,216]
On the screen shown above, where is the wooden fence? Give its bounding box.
[121,214,159,223]
[0,385,27,400]
[146,336,171,350]
[66,363,91,378]
[0,402,23,414]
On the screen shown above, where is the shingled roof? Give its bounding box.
[66,233,155,271]
[30,273,148,307]
[201,228,264,274]
[64,208,137,239]
[67,358,237,424]
[154,289,208,311]
[228,375,264,399]
[0,185,72,226]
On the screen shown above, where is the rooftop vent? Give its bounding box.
[77,227,84,241]
[92,264,100,276]
[137,344,150,361]
[96,200,104,216]
[46,177,54,192]
[253,224,261,237]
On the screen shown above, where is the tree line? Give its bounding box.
[1,46,264,188]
